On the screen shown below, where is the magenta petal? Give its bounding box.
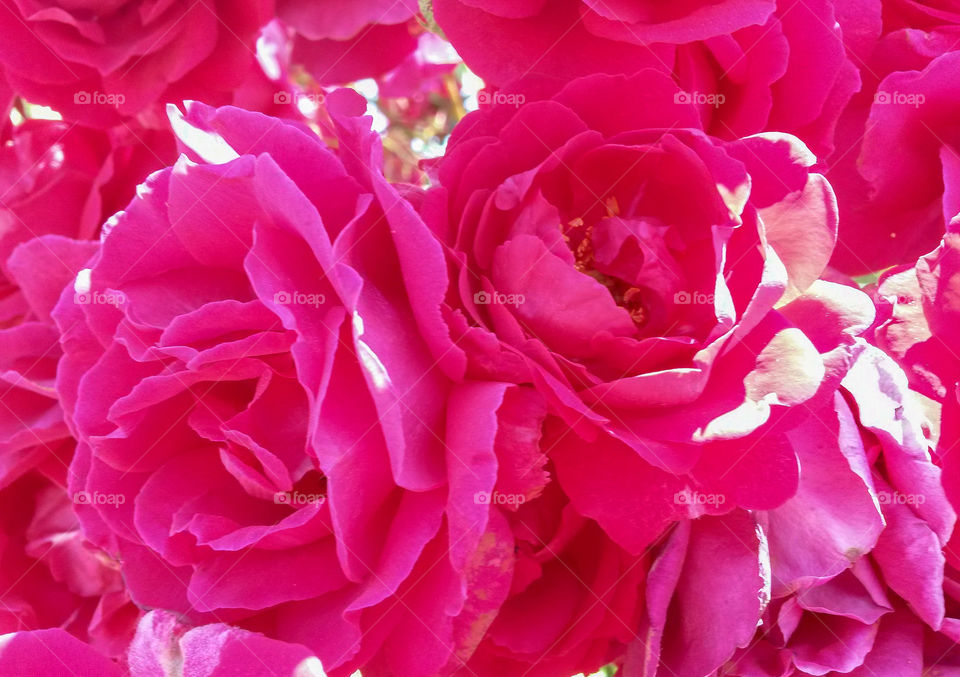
[129,610,317,677]
[552,426,684,555]
[788,612,878,674]
[765,400,884,594]
[6,235,99,321]
[625,520,689,676]
[444,382,507,571]
[872,484,946,629]
[0,629,121,675]
[660,511,768,677]
[845,608,923,677]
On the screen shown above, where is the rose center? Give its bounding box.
[563,214,650,328]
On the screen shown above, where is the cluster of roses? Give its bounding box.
[0,1,959,676]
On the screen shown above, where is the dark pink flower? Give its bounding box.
[376,32,461,183]
[0,608,321,676]
[0,628,124,675]
[419,70,880,675]
[377,33,458,102]
[871,221,960,616]
[0,236,96,488]
[0,472,138,660]
[0,120,174,488]
[227,20,309,122]
[50,96,561,676]
[827,2,960,273]
[128,610,317,676]
[0,0,274,126]
[432,0,859,156]
[278,0,420,85]
[0,120,175,271]
[627,341,954,677]
[873,224,960,404]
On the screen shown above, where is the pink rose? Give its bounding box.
[227,20,320,123]
[0,472,138,660]
[0,136,129,650]
[278,0,420,85]
[51,96,554,676]
[0,609,320,676]
[0,236,97,487]
[432,0,858,156]
[127,610,316,676]
[377,33,458,102]
[0,121,175,271]
[873,224,960,404]
[0,628,124,676]
[628,342,954,676]
[0,0,273,126]
[828,3,960,272]
[419,70,880,674]
[871,222,960,607]
[1,119,174,487]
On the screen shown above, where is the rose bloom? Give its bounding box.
[872,223,960,412]
[0,236,97,488]
[0,125,156,660]
[0,120,176,266]
[431,0,858,157]
[277,0,420,85]
[827,2,960,273]
[0,121,168,661]
[0,0,273,125]
[1,120,174,487]
[416,69,884,675]
[872,220,960,636]
[0,609,321,676]
[0,471,139,661]
[127,610,319,675]
[700,341,955,676]
[51,94,569,676]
